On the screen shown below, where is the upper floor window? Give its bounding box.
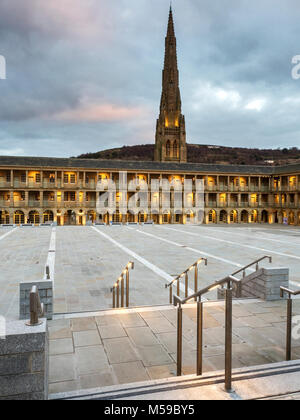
[35,173,41,183]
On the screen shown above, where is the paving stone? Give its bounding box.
[75,346,109,376]
[238,316,273,328]
[73,330,101,347]
[137,345,174,367]
[98,325,127,339]
[103,337,140,364]
[49,380,79,395]
[244,303,273,314]
[71,317,97,332]
[170,351,212,375]
[48,319,71,340]
[138,310,165,320]
[126,327,159,347]
[256,346,286,363]
[145,317,176,334]
[255,326,286,347]
[146,364,177,380]
[79,371,116,389]
[233,327,271,348]
[112,361,150,384]
[95,315,122,327]
[205,355,245,371]
[117,313,146,328]
[156,331,194,354]
[49,354,76,383]
[49,338,74,356]
[233,343,273,367]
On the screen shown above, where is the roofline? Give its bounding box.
[0,155,298,175]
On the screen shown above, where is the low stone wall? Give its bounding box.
[0,319,48,400]
[20,281,53,321]
[218,267,289,301]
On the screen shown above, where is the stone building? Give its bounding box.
[0,7,299,226]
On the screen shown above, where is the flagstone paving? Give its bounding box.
[48,299,300,395]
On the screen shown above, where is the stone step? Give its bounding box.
[49,360,300,400]
[53,298,263,321]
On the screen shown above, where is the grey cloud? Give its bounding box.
[0,0,300,157]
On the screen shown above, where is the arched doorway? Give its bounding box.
[241,210,249,223]
[220,210,227,223]
[230,210,238,224]
[261,210,268,223]
[99,213,109,225]
[43,210,54,223]
[0,210,10,224]
[208,210,216,224]
[29,210,40,225]
[112,211,122,223]
[14,211,25,225]
[64,210,76,225]
[289,211,295,225]
[87,210,96,223]
[138,212,147,223]
[163,212,170,224]
[185,211,194,224]
[251,210,258,223]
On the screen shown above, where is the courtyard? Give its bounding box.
[0,223,300,320]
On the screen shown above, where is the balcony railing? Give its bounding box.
[0,200,10,207]
[0,182,11,188]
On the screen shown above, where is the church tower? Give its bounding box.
[154,6,187,163]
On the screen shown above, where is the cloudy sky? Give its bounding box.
[0,0,300,157]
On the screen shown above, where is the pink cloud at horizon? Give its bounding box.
[51,102,149,123]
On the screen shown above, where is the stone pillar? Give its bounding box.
[0,319,48,400]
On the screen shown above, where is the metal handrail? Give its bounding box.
[173,275,239,392]
[111,262,134,308]
[231,256,272,278]
[25,286,44,327]
[165,258,208,304]
[280,286,300,361]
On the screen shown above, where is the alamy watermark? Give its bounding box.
[291,56,300,80]
[0,55,6,80]
[95,172,205,224]
[0,316,6,340]
[292,315,300,340]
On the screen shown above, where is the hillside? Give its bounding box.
[76,144,300,166]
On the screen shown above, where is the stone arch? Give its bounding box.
[251,210,258,223]
[0,210,10,224]
[29,210,40,224]
[261,210,268,224]
[288,211,295,225]
[219,210,227,223]
[14,210,25,225]
[64,210,76,225]
[112,210,122,223]
[87,210,97,223]
[241,210,249,223]
[163,211,170,224]
[43,210,54,223]
[208,209,217,224]
[230,210,238,224]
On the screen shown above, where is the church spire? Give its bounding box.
[167,5,175,38]
[154,7,187,163]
